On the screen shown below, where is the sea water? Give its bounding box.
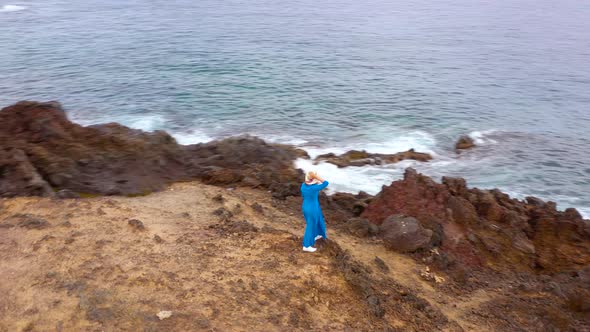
[1,0,589,216]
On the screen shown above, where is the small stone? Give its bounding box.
[212,193,225,203]
[128,219,145,231]
[374,256,390,273]
[154,234,164,243]
[157,310,172,320]
[251,203,264,214]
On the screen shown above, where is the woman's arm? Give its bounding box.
[316,180,329,190]
[309,172,329,190]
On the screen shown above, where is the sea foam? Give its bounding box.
[301,131,438,159]
[469,129,498,145]
[0,5,26,12]
[172,131,213,145]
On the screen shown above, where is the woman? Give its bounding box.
[300,171,329,252]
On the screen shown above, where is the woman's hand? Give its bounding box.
[313,172,324,183]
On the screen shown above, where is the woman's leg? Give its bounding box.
[317,214,327,239]
[302,214,316,248]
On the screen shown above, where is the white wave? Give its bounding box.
[124,115,166,131]
[253,134,308,146]
[469,129,498,145]
[0,4,26,12]
[295,158,405,195]
[577,208,590,220]
[302,131,438,159]
[172,130,213,145]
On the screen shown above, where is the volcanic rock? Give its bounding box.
[380,215,433,252]
[455,135,475,150]
[362,168,590,273]
[342,217,379,237]
[314,149,432,168]
[0,101,304,198]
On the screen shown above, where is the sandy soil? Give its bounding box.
[0,181,502,331]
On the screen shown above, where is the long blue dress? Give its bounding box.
[301,181,329,247]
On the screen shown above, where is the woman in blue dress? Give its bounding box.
[300,171,329,252]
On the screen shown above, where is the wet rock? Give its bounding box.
[455,135,475,150]
[315,149,432,168]
[127,219,145,231]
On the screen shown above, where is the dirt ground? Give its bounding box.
[0,181,518,331]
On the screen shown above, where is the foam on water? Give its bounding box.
[172,131,213,145]
[0,5,26,12]
[302,131,438,159]
[295,158,405,195]
[254,134,309,146]
[469,129,499,145]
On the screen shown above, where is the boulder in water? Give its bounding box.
[314,149,432,167]
[455,135,475,150]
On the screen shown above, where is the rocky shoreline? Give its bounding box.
[1,101,589,330]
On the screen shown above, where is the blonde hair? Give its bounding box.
[305,171,316,182]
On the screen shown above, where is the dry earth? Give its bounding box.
[0,181,516,331]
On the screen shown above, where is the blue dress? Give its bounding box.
[301,181,329,247]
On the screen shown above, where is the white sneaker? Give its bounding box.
[302,246,317,252]
[314,235,323,241]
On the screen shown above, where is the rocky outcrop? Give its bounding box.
[362,168,590,273]
[380,215,433,252]
[0,101,305,197]
[455,135,475,150]
[314,149,432,167]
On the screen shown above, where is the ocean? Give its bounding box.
[1,0,589,217]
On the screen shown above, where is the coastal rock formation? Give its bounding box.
[362,168,590,273]
[0,101,305,197]
[380,215,433,252]
[455,135,475,150]
[314,149,432,167]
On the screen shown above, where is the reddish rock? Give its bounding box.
[362,168,590,273]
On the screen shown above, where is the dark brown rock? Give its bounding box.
[380,215,433,252]
[342,217,379,237]
[127,219,145,231]
[374,256,390,273]
[314,149,432,168]
[455,135,475,150]
[0,101,304,198]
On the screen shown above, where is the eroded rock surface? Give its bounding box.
[0,101,304,197]
[314,149,432,167]
[362,168,590,273]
